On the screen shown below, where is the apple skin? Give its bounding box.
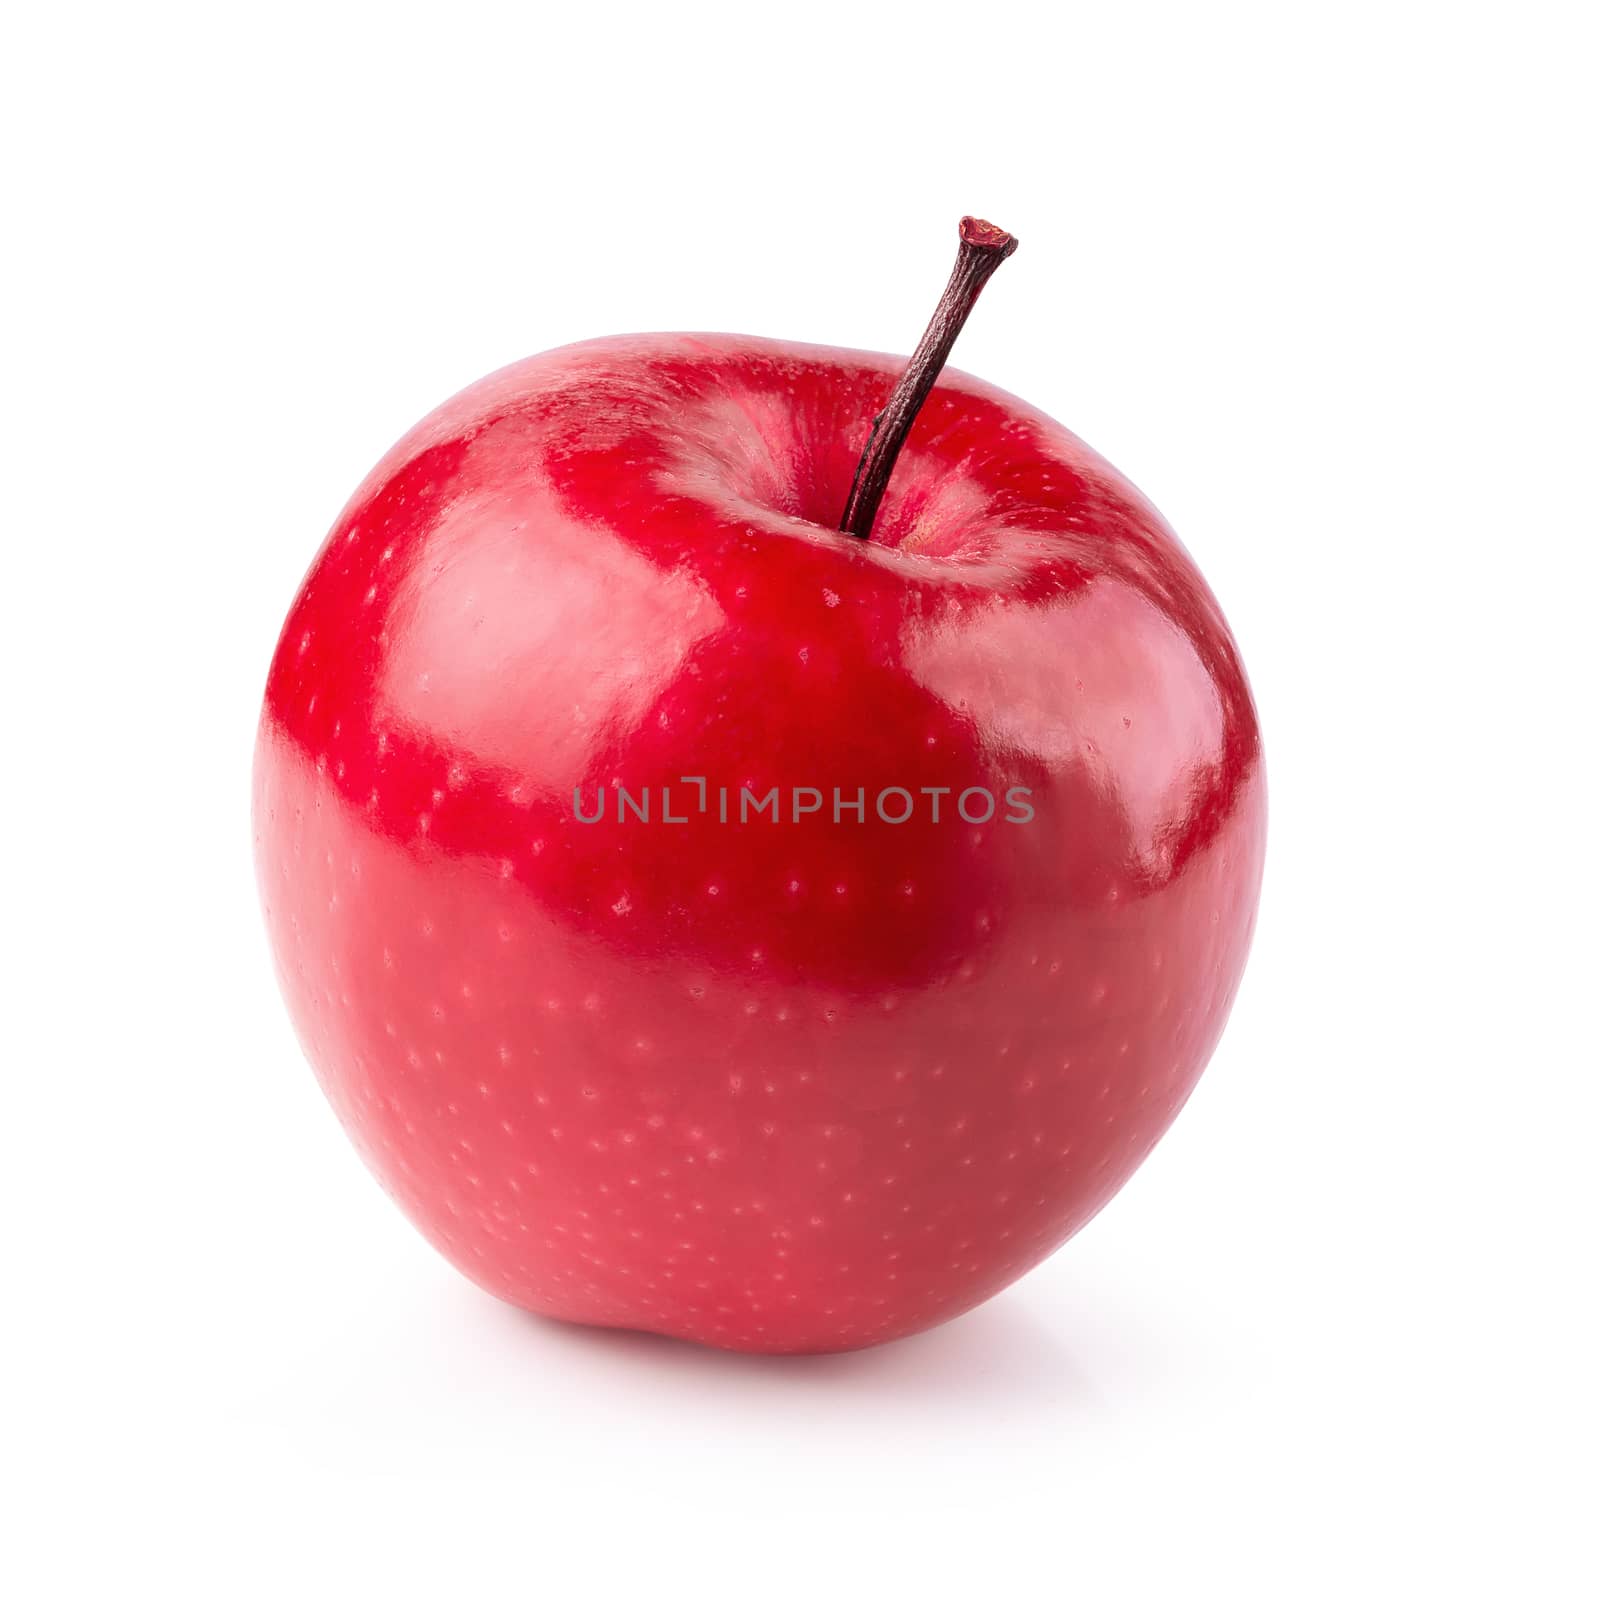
[254,333,1265,1354]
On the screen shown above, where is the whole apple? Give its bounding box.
[255,233,1264,1354]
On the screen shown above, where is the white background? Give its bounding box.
[5,3,1596,1594]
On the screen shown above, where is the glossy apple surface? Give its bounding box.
[254,334,1265,1353]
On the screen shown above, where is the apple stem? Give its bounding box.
[839,217,1019,540]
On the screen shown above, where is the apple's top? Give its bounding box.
[959,216,1018,256]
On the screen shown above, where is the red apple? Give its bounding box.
[255,228,1264,1353]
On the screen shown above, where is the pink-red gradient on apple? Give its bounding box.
[254,334,1265,1353]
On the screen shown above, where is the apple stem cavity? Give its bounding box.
[839,216,1019,540]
